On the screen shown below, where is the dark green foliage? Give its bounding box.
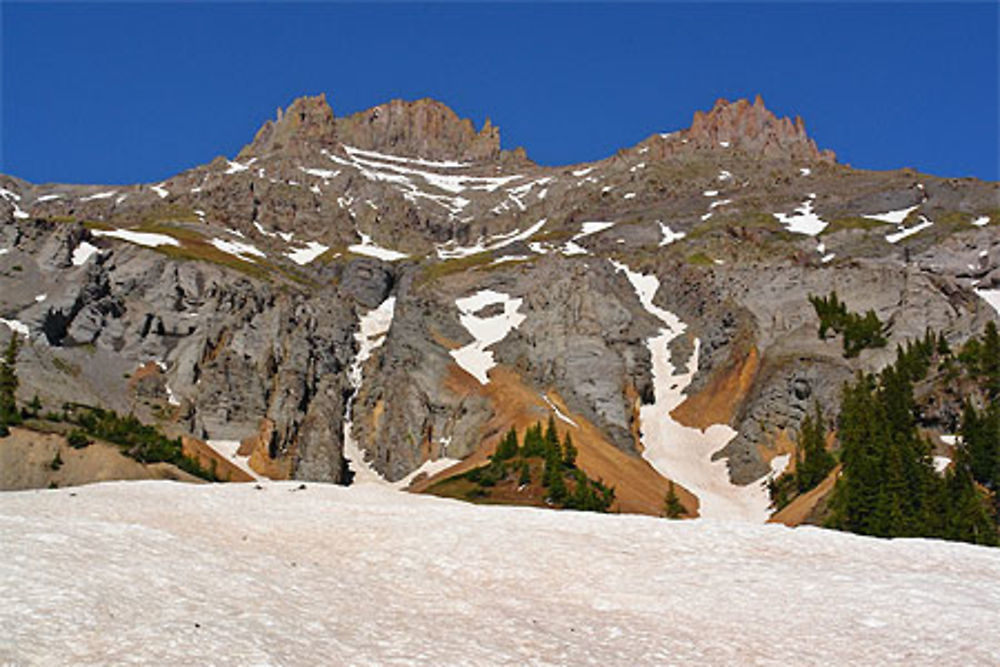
[61,404,216,481]
[808,291,887,357]
[0,333,21,429]
[49,450,63,470]
[826,335,998,546]
[461,415,614,513]
[518,460,531,486]
[493,426,519,462]
[66,429,90,449]
[768,402,836,510]
[663,481,685,518]
[562,432,577,468]
[961,401,1000,492]
[795,403,836,493]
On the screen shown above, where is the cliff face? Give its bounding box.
[1,93,997,516]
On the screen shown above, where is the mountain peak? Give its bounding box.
[335,98,505,163]
[240,93,338,159]
[683,95,835,162]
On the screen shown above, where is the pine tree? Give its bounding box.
[663,481,685,518]
[0,332,21,433]
[562,431,577,468]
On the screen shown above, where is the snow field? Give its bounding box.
[209,238,266,261]
[2,480,998,666]
[284,241,329,266]
[451,289,526,384]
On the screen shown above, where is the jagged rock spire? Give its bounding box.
[239,94,338,159]
[681,95,835,162]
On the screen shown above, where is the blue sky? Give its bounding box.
[2,3,997,184]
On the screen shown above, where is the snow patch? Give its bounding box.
[343,297,396,485]
[92,229,180,248]
[0,318,29,336]
[285,241,329,266]
[79,191,118,202]
[205,440,261,481]
[0,188,30,219]
[971,216,990,227]
[774,195,828,236]
[209,238,265,260]
[658,222,686,247]
[349,233,408,261]
[451,290,526,385]
[975,289,1000,316]
[864,204,920,225]
[885,216,933,244]
[151,183,169,199]
[71,241,100,266]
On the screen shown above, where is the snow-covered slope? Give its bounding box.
[2,481,999,665]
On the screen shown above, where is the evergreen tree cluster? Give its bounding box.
[826,328,998,546]
[62,404,217,481]
[808,291,888,358]
[465,415,614,513]
[768,402,837,511]
[0,333,21,436]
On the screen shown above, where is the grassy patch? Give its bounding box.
[687,251,714,266]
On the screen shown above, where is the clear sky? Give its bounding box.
[2,2,997,185]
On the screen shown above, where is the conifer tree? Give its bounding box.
[663,481,685,518]
[0,332,21,433]
[562,431,577,468]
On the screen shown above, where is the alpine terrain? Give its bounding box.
[1,93,999,663]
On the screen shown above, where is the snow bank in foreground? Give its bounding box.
[451,289,526,384]
[1,481,998,666]
[611,260,775,522]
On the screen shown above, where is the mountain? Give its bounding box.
[0,93,997,523]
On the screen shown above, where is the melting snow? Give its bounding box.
[2,481,999,665]
[774,195,828,236]
[209,239,266,260]
[0,188,30,219]
[71,241,100,266]
[205,440,261,481]
[299,167,340,180]
[976,289,1000,316]
[343,297,396,485]
[541,394,578,427]
[34,194,62,203]
[800,168,812,176]
[436,219,546,260]
[349,233,408,261]
[451,290,526,385]
[285,241,329,266]
[0,318,29,336]
[79,191,117,202]
[885,216,933,244]
[972,216,990,227]
[34,294,47,303]
[718,170,732,181]
[864,204,920,225]
[659,222,686,247]
[610,260,774,521]
[703,190,719,197]
[576,221,615,239]
[933,456,952,475]
[719,141,731,148]
[572,167,595,177]
[623,192,636,200]
[92,229,180,248]
[224,158,255,174]
[151,183,169,198]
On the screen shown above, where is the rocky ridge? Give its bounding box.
[1,93,997,518]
